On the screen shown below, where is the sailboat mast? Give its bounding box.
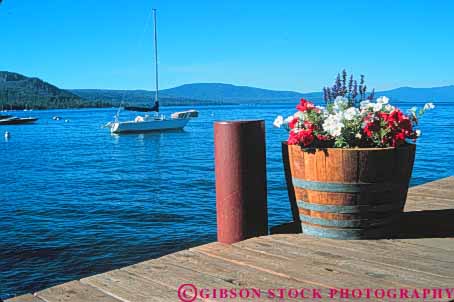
[153,8,159,109]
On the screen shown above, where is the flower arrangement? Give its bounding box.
[274,71,435,148]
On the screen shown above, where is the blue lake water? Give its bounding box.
[0,102,452,299]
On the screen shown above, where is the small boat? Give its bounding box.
[53,116,62,121]
[107,9,197,134]
[110,113,195,133]
[0,117,38,125]
[170,110,199,119]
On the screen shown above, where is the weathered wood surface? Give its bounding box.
[6,177,454,302]
[5,294,44,302]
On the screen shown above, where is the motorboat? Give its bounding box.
[0,116,38,125]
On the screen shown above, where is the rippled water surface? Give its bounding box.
[0,102,452,298]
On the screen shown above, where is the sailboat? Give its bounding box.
[109,9,198,134]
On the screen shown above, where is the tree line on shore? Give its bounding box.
[0,89,112,110]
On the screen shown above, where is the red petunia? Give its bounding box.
[287,131,300,145]
[304,121,316,130]
[398,118,412,131]
[288,117,299,129]
[296,98,316,112]
[287,129,314,146]
[317,134,329,141]
[364,121,379,137]
[392,132,406,147]
[388,109,404,124]
[298,129,315,146]
[378,112,389,121]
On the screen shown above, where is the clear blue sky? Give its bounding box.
[1,0,454,92]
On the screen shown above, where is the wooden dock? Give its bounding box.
[7,177,454,302]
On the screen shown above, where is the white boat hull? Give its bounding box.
[111,118,190,133]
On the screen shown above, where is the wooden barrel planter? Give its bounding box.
[282,142,416,239]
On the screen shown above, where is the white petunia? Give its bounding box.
[373,102,383,112]
[416,129,421,137]
[273,115,284,128]
[294,111,306,120]
[334,96,349,103]
[343,107,360,121]
[355,133,362,139]
[284,115,294,123]
[333,96,349,112]
[360,100,374,110]
[331,125,344,137]
[376,96,389,105]
[423,102,435,110]
[323,113,344,137]
[315,105,329,117]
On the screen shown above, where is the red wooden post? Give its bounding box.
[214,120,268,244]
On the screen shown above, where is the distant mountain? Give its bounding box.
[71,83,454,107]
[378,86,454,102]
[71,83,312,107]
[135,83,454,103]
[160,83,308,102]
[71,89,227,107]
[0,71,109,109]
[160,83,454,103]
[70,83,317,107]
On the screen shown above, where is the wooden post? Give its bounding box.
[214,120,268,244]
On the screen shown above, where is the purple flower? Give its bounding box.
[367,88,375,100]
[341,70,347,95]
[352,80,358,99]
[335,74,342,94]
[322,71,374,108]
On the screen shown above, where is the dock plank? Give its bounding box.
[342,238,454,261]
[5,294,44,302]
[123,255,243,290]
[81,269,180,302]
[35,281,121,302]
[397,238,454,251]
[160,249,324,290]
[406,194,454,205]
[408,183,454,199]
